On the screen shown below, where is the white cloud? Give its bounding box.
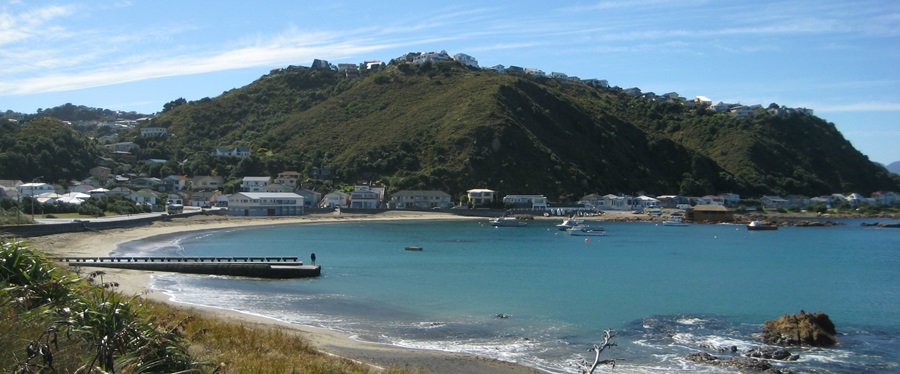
[0,4,73,45]
[0,28,401,95]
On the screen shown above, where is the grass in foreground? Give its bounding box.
[0,239,423,373]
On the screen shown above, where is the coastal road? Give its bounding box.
[34,206,207,225]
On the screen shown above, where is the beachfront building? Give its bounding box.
[502,194,549,209]
[579,194,634,211]
[634,195,661,209]
[295,189,322,207]
[686,205,734,222]
[321,191,350,208]
[390,190,453,209]
[227,192,304,216]
[467,189,495,207]
[349,185,381,209]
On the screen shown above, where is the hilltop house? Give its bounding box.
[213,147,251,157]
[104,142,139,152]
[140,127,167,137]
[227,192,304,216]
[390,190,452,209]
[452,53,478,68]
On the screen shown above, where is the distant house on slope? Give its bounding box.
[212,147,251,157]
[452,53,479,68]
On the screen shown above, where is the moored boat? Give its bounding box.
[405,246,423,251]
[490,216,528,227]
[567,224,607,236]
[662,217,688,227]
[747,221,778,231]
[555,216,585,230]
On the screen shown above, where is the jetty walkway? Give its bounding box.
[55,256,321,279]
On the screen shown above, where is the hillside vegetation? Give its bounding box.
[0,117,101,184]
[11,61,899,199]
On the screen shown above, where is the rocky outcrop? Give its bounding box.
[763,310,837,347]
[860,222,900,228]
[685,352,793,373]
[744,346,799,361]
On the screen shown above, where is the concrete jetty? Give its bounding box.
[55,256,321,279]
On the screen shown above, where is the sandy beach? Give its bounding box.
[26,210,554,374]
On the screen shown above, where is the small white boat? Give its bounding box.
[490,216,528,227]
[567,224,607,236]
[555,216,585,230]
[747,221,778,231]
[662,217,688,226]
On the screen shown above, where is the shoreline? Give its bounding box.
[21,209,897,373]
[26,211,547,374]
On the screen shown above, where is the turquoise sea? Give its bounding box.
[115,217,899,373]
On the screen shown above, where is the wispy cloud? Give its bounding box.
[0,4,74,45]
[0,30,396,95]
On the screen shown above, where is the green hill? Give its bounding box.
[0,117,102,184]
[145,61,900,198]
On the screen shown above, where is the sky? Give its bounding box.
[2,1,899,165]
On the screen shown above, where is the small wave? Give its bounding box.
[676,317,705,325]
[413,321,446,329]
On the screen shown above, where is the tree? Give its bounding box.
[162,98,187,112]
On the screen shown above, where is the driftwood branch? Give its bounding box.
[580,328,617,374]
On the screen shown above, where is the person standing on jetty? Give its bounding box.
[310,252,316,266]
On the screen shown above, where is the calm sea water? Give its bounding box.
[115,218,900,373]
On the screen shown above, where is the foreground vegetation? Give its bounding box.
[0,240,417,373]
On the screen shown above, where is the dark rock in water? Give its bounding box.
[861,222,900,228]
[685,352,793,373]
[744,346,799,361]
[763,310,837,347]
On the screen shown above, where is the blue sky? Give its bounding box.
[2,0,899,164]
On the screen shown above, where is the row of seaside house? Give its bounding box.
[3,172,897,217]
